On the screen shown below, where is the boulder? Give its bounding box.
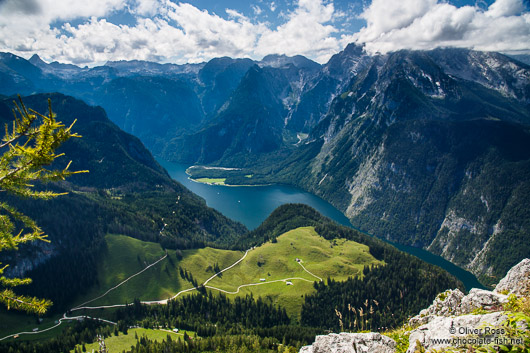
[407,312,507,353]
[299,332,396,353]
[409,289,464,326]
[455,288,507,315]
[494,258,530,296]
[409,287,508,327]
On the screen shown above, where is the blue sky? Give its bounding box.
[0,0,527,66]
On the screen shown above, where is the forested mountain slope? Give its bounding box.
[0,93,246,311]
[0,204,463,353]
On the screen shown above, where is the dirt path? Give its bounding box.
[297,260,323,282]
[0,249,323,341]
[205,277,314,295]
[72,253,168,310]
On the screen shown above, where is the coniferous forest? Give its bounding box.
[0,204,462,353]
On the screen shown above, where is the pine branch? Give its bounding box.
[0,289,52,315]
[0,96,86,315]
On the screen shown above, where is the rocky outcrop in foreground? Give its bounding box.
[494,258,530,296]
[299,332,395,353]
[300,259,530,353]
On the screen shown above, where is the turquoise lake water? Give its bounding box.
[159,160,485,291]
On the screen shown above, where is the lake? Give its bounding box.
[159,160,484,291]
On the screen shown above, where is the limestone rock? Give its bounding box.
[407,312,507,353]
[299,332,396,353]
[409,287,508,327]
[409,289,464,326]
[455,288,507,315]
[299,346,313,353]
[494,258,530,296]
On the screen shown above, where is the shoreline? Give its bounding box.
[187,176,272,187]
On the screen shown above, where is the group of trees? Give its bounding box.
[301,256,460,330]
[113,293,290,335]
[127,334,295,353]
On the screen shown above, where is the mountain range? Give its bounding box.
[0,44,529,286]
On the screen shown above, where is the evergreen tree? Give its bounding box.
[0,96,86,314]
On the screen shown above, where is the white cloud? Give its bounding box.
[353,0,530,54]
[486,0,526,18]
[357,0,437,43]
[0,0,344,65]
[225,8,247,20]
[256,0,340,63]
[0,0,128,64]
[165,2,261,61]
[132,0,162,17]
[1,0,528,67]
[270,1,277,12]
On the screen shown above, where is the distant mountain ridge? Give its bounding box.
[1,46,529,286]
[0,52,322,156]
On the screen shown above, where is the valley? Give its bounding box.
[2,45,527,285]
[162,160,483,291]
[0,226,381,341]
[0,202,462,352]
[0,38,528,353]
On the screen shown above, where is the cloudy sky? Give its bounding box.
[0,0,528,66]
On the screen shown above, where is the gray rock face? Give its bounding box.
[409,288,508,327]
[409,289,464,326]
[407,312,507,353]
[494,258,530,296]
[299,332,396,353]
[456,288,507,315]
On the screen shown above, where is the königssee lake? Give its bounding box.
[159,160,484,291]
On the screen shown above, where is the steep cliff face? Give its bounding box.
[286,43,372,133]
[165,62,322,164]
[294,50,530,285]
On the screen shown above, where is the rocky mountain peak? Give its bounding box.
[259,54,321,71]
[29,53,46,67]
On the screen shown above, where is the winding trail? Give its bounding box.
[297,260,323,282]
[0,253,169,341]
[72,253,168,310]
[203,250,249,286]
[0,314,117,342]
[205,277,313,295]
[0,248,323,342]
